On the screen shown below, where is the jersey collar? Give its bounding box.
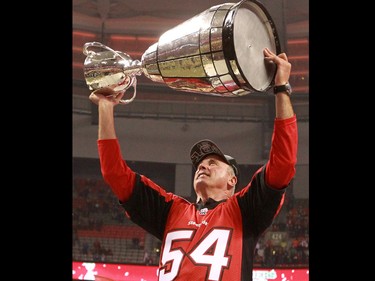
[195,197,227,210]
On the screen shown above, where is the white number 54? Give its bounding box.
[159,228,232,281]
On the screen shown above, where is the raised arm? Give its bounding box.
[89,88,125,140]
[89,89,136,202]
[263,48,298,189]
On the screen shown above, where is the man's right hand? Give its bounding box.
[89,87,125,106]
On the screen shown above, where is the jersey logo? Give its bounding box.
[199,208,208,215]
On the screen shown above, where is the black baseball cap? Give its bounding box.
[190,139,239,177]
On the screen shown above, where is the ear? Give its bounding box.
[227,175,237,189]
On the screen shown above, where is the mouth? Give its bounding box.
[197,172,209,179]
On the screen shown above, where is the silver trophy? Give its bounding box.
[83,0,280,104]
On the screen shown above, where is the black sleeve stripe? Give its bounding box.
[120,173,173,240]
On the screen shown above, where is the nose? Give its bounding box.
[196,162,207,173]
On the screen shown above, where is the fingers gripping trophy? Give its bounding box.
[82,0,281,104]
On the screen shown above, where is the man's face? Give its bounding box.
[193,154,233,192]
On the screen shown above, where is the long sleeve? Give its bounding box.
[265,114,298,189]
[98,138,136,202]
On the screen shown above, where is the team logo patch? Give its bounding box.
[199,208,208,215]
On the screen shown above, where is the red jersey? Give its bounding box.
[97,115,298,281]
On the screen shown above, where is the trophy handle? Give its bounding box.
[83,42,139,105]
[119,78,137,105]
[83,41,129,61]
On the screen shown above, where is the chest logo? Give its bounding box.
[199,208,208,215]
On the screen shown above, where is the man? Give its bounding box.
[88,47,298,281]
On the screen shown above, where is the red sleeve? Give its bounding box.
[97,139,136,202]
[265,114,298,189]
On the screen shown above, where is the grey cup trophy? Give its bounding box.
[83,0,280,104]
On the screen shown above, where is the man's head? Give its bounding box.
[190,139,239,200]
